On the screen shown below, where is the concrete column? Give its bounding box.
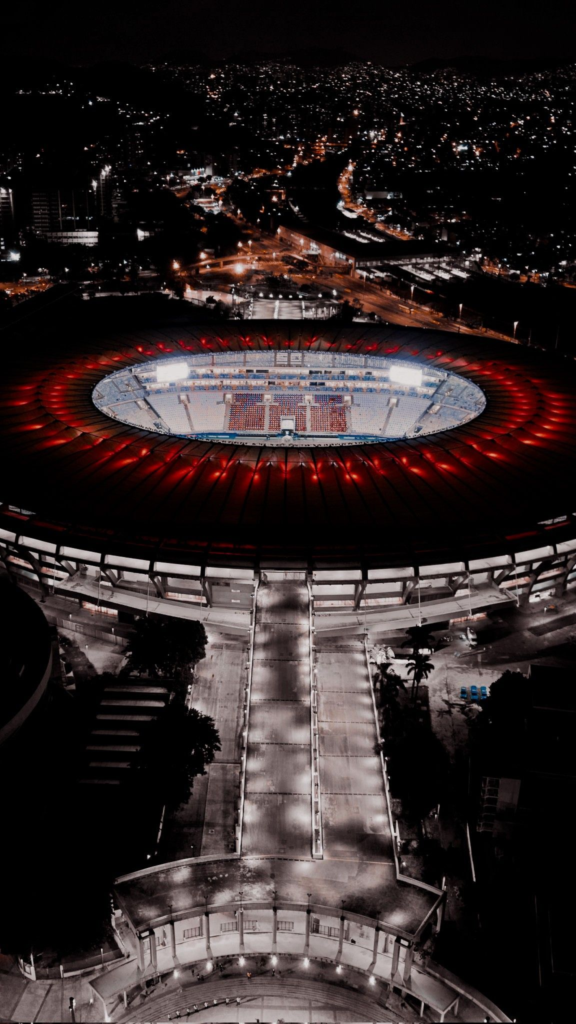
[402,944,414,983]
[272,905,277,952]
[304,909,311,952]
[135,935,145,973]
[201,577,213,607]
[391,938,401,979]
[149,932,158,971]
[353,579,367,610]
[434,896,446,935]
[168,920,177,962]
[368,926,380,970]
[238,908,244,951]
[336,915,345,961]
[205,913,213,959]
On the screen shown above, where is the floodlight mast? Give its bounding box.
[389,364,423,387]
[156,361,190,383]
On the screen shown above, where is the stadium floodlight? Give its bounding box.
[156,361,189,383]
[389,364,423,387]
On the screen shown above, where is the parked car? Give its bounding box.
[460,686,468,700]
[470,685,479,700]
[480,685,488,700]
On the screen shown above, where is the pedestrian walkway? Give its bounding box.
[315,636,394,864]
[115,973,405,1024]
[242,581,313,856]
[0,960,102,1023]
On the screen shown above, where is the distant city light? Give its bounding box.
[389,364,423,387]
[156,361,189,383]
[235,263,245,274]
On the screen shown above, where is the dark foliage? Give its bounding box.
[125,615,207,680]
[136,702,221,809]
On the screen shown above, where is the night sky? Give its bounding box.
[2,0,576,66]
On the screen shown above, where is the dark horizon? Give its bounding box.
[3,0,576,67]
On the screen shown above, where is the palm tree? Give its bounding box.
[406,651,434,700]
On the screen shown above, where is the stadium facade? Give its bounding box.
[1,319,575,632]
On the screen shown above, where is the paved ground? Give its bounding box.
[162,634,248,861]
[114,583,437,933]
[242,582,312,858]
[316,640,393,864]
[58,627,126,677]
[0,960,103,1023]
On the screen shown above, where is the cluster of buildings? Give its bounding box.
[154,58,576,281]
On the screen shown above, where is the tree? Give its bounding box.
[401,623,437,653]
[136,702,221,809]
[483,670,528,727]
[406,651,435,699]
[125,616,207,682]
[473,669,529,754]
[330,298,358,324]
[376,664,406,710]
[390,722,449,819]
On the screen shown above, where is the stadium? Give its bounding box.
[3,306,576,1022]
[1,316,576,630]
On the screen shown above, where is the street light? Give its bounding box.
[513,320,519,339]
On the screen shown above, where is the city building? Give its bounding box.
[30,168,112,246]
[0,186,15,252]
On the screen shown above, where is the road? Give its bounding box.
[187,221,515,341]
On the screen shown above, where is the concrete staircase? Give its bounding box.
[78,680,170,787]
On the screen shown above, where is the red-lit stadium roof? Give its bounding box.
[2,314,576,570]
